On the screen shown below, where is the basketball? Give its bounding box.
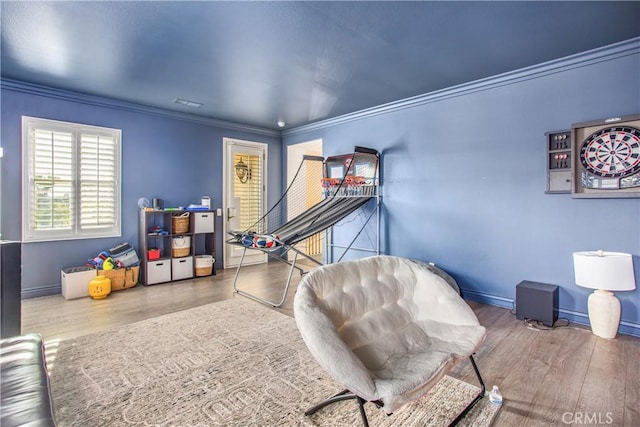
[241,235,254,247]
[254,236,267,248]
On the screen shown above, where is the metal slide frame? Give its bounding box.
[229,147,380,308]
[230,196,379,307]
[231,239,322,308]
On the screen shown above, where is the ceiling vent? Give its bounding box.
[173,98,203,108]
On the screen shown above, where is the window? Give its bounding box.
[22,116,121,242]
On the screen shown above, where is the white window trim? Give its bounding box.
[22,116,122,242]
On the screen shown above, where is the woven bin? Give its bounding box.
[195,255,213,276]
[195,265,212,276]
[100,266,139,291]
[172,213,190,234]
[172,247,190,258]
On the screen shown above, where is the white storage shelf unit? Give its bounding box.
[138,210,216,285]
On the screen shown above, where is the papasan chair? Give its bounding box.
[293,255,486,426]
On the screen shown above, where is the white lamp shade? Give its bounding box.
[573,251,636,291]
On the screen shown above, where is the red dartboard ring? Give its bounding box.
[579,126,640,178]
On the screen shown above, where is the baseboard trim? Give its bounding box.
[460,288,514,310]
[21,284,61,299]
[461,288,640,338]
[20,282,640,337]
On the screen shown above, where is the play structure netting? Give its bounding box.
[227,146,380,307]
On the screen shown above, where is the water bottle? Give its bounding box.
[489,385,503,406]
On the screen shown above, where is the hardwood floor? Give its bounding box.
[22,262,639,426]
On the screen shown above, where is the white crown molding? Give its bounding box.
[0,79,281,137]
[283,37,640,137]
[4,37,638,139]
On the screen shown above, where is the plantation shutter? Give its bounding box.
[80,133,117,230]
[23,116,121,242]
[234,153,264,232]
[30,128,75,232]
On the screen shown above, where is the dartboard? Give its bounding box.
[579,126,640,178]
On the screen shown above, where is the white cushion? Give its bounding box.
[294,255,486,414]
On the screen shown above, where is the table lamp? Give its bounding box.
[573,250,636,339]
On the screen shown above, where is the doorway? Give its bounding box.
[223,138,268,268]
[286,139,323,262]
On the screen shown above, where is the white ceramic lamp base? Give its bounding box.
[587,290,621,339]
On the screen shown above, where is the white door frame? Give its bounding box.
[223,138,268,269]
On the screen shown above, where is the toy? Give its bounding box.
[87,251,110,269]
[240,233,280,249]
[241,234,255,247]
[254,235,267,248]
[102,257,116,270]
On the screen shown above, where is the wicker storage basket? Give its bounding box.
[195,266,212,276]
[172,213,190,234]
[100,266,139,291]
[172,236,191,258]
[172,247,190,258]
[195,255,213,276]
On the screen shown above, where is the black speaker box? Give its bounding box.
[516,280,559,327]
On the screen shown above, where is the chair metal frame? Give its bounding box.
[304,355,486,427]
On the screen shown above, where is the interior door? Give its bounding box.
[223,138,268,268]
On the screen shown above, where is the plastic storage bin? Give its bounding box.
[61,266,96,299]
[147,248,161,260]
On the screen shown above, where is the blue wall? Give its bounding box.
[283,41,640,335]
[0,82,281,296]
[2,40,639,336]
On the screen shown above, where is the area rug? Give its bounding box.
[46,297,499,426]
